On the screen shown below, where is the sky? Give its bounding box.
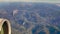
[0,0,60,3]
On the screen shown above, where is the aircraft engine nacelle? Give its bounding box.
[0,18,11,34]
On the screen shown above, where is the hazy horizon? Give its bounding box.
[0,0,60,3]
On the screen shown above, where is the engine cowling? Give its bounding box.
[0,18,11,34]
